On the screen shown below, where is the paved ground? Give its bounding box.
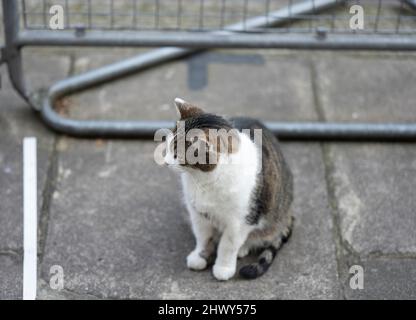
[1,3,416,300]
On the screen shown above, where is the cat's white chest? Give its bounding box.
[180,132,260,230]
[182,174,235,216]
[188,186,213,213]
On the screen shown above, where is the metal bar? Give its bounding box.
[155,0,160,29]
[64,0,69,28]
[199,0,204,30]
[404,0,416,10]
[1,0,30,103]
[287,0,294,33]
[396,0,404,33]
[87,0,92,29]
[265,122,416,141]
[0,46,4,65]
[21,0,28,29]
[45,48,194,97]
[265,0,271,25]
[374,0,382,33]
[132,0,138,29]
[39,112,416,141]
[17,30,416,50]
[18,0,347,48]
[42,0,47,29]
[243,0,248,31]
[220,0,226,29]
[110,0,115,29]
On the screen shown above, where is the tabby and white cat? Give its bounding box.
[163,98,293,281]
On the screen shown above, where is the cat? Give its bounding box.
[163,98,294,281]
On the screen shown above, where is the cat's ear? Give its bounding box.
[174,98,204,120]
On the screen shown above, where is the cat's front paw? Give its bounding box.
[213,264,236,281]
[187,250,207,271]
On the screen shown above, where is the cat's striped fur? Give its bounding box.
[164,98,293,280]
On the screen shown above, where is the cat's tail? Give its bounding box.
[239,218,293,279]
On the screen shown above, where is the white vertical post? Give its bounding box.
[23,137,37,300]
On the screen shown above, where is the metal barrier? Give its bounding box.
[1,0,416,139]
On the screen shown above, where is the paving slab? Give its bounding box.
[40,51,340,298]
[315,56,416,122]
[67,51,318,122]
[316,55,416,299]
[41,138,340,299]
[344,258,416,300]
[37,279,99,300]
[0,52,69,299]
[0,53,70,251]
[0,254,22,299]
[325,143,416,256]
[316,56,416,256]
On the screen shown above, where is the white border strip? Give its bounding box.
[23,137,37,300]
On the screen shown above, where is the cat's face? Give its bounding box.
[163,98,239,173]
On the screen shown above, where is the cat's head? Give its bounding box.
[164,98,240,173]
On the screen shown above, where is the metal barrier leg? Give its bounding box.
[2,0,31,104]
[405,0,416,10]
